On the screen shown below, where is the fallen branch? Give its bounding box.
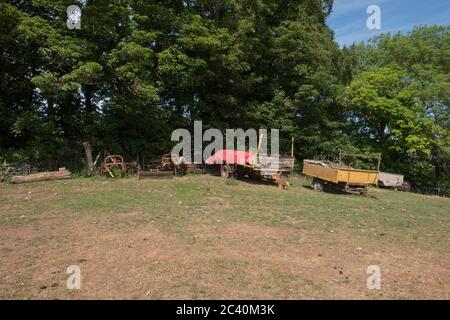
[11,168,71,184]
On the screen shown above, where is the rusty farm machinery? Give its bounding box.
[138,153,200,179]
[100,155,141,178]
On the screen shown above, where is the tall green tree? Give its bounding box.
[343,26,449,189]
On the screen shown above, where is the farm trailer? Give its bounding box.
[378,172,411,191]
[205,137,296,189]
[138,153,202,179]
[302,154,381,195]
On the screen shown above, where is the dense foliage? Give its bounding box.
[0,1,448,190]
[342,26,450,189]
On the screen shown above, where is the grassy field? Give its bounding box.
[0,174,449,299]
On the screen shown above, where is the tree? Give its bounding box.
[343,26,449,189]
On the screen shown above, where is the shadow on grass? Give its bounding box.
[301,183,377,198]
[234,176,279,187]
[205,171,281,188]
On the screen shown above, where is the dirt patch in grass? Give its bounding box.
[2,215,448,299]
[201,196,233,211]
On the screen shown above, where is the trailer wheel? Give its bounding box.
[278,173,290,189]
[220,164,231,178]
[401,181,411,192]
[312,179,324,192]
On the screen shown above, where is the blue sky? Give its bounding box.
[327,0,450,46]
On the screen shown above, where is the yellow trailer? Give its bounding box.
[302,154,380,195]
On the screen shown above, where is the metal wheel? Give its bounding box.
[220,164,231,178]
[312,179,324,192]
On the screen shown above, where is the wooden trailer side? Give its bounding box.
[302,160,339,184]
[337,169,378,185]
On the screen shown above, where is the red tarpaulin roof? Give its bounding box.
[205,150,255,165]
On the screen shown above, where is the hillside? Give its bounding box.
[1,175,448,299]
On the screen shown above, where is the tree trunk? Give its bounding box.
[83,142,94,170]
[214,4,221,26]
[84,86,94,113]
[47,96,54,117]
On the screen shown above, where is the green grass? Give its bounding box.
[0,174,449,299]
[0,174,449,251]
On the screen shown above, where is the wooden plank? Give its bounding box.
[138,171,174,179]
[106,167,115,178]
[303,160,339,184]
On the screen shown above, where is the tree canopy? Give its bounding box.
[0,1,448,191]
